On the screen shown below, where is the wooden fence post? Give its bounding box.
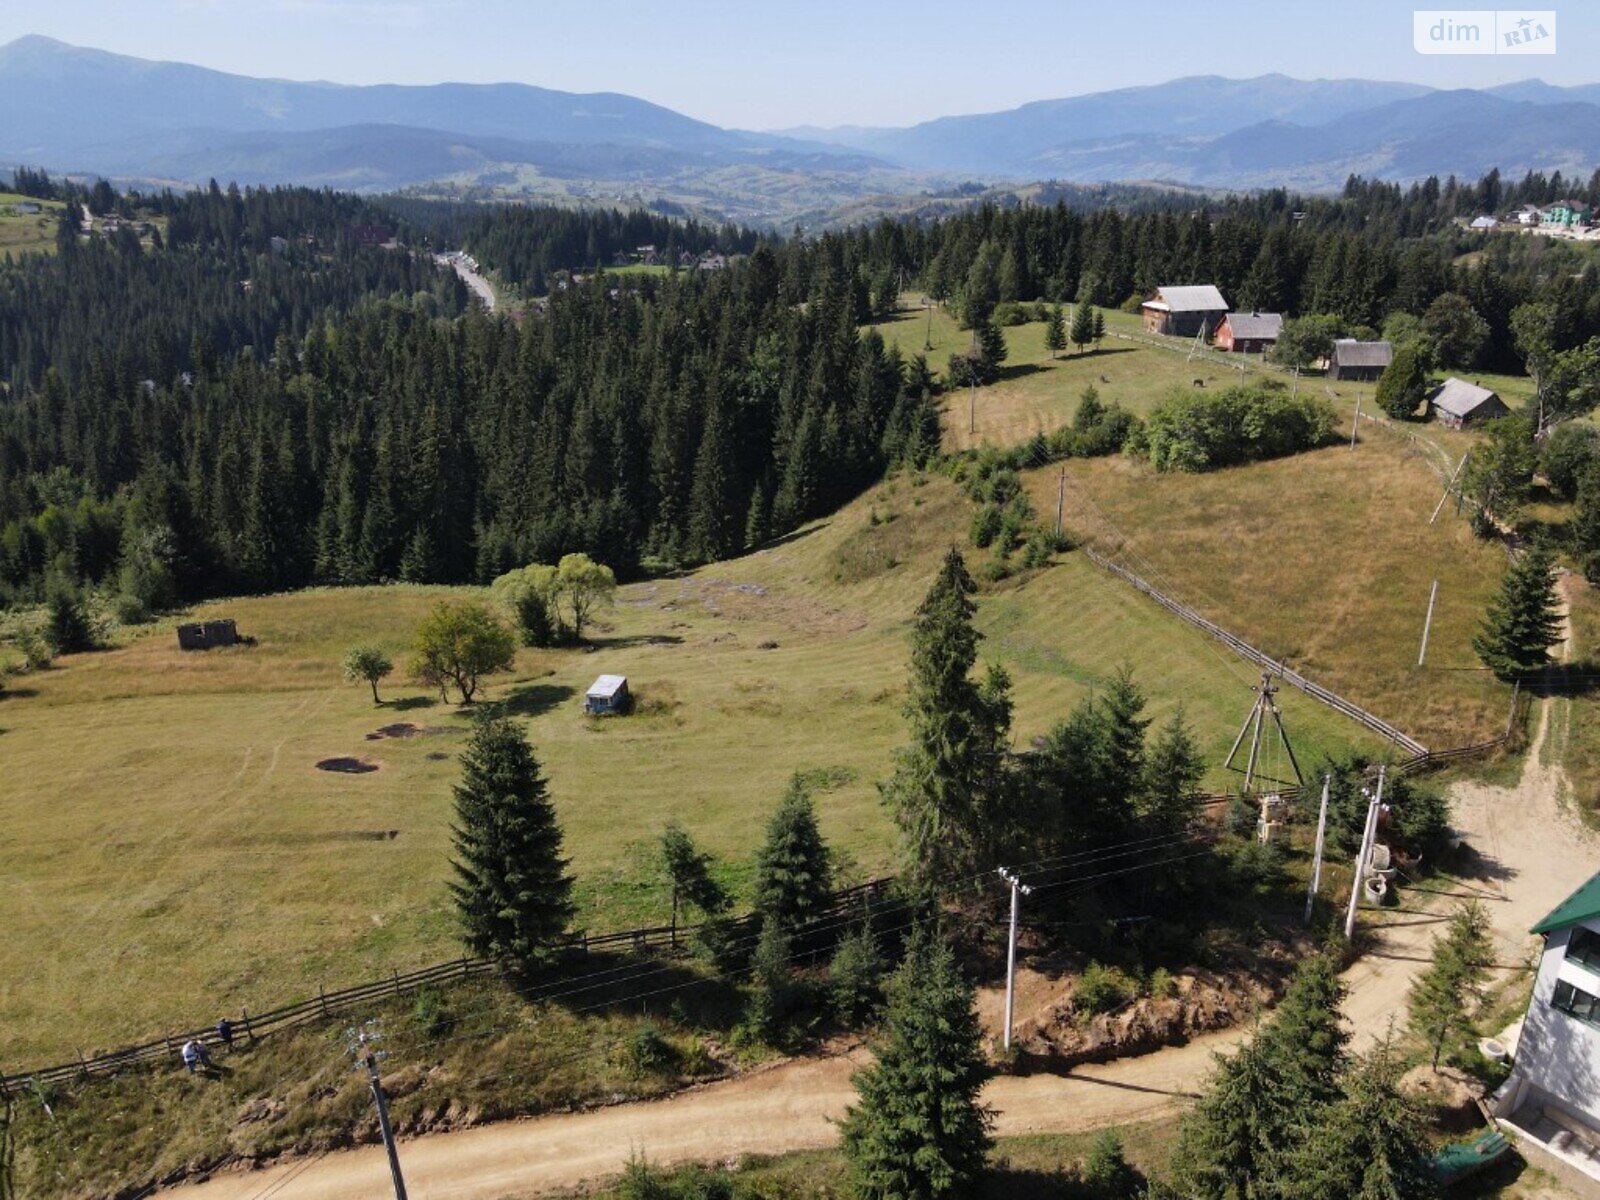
[318,986,329,1018]
[242,1007,257,1044]
[392,968,402,998]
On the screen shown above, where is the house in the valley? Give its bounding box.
[1427,378,1510,429]
[1512,205,1544,226]
[1469,215,1500,231]
[1215,311,1283,354]
[1329,339,1393,382]
[1140,285,1228,338]
[1490,869,1600,1198]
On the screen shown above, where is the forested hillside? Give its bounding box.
[0,206,936,603]
[5,168,1600,611]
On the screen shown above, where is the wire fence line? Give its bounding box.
[1082,546,1433,756]
[0,879,894,1095]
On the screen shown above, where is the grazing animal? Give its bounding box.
[1192,378,1206,388]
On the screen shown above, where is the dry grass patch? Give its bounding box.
[1023,441,1514,749]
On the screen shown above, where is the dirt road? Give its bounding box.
[170,703,1599,1200]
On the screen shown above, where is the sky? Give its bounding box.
[1,0,1596,128]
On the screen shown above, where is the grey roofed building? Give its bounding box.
[1329,338,1393,380]
[1427,377,1509,428]
[1141,284,1228,338]
[1470,215,1500,230]
[1223,312,1283,340]
[1145,285,1228,313]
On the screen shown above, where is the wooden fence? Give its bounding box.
[1082,546,1430,757]
[0,879,892,1096]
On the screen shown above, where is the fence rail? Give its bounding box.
[1,879,892,1095]
[1082,547,1429,757]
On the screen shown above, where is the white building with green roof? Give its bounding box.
[1492,868,1600,1196]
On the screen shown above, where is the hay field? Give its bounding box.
[0,474,1382,1063]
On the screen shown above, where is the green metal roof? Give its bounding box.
[1533,869,1600,935]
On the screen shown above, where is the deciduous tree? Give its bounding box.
[341,644,393,704]
[411,599,516,704]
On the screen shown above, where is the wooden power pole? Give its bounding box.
[1224,671,1305,792]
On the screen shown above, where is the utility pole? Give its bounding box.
[997,868,1033,1052]
[349,1024,409,1200]
[1054,465,1066,538]
[1304,774,1330,924]
[1350,397,1361,448]
[969,371,977,435]
[1343,766,1385,941]
[1418,580,1439,667]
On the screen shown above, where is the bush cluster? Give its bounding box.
[1138,382,1336,473]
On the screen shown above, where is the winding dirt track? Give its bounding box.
[170,701,1600,1200]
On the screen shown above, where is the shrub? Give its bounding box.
[830,923,886,1025]
[45,585,99,654]
[621,1024,679,1077]
[970,503,1002,548]
[1076,962,1136,1016]
[411,986,457,1040]
[992,300,1029,326]
[1142,382,1336,472]
[1146,967,1175,1000]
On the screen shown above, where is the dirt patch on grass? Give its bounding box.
[314,757,381,775]
[364,723,448,741]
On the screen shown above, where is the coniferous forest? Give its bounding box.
[5,167,1600,608]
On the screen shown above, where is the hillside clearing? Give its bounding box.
[0,473,1383,1064]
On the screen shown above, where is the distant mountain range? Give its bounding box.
[1,36,1597,216]
[781,74,1600,187]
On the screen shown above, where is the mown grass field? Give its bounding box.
[0,473,1383,1065]
[0,191,64,256]
[876,298,1523,750]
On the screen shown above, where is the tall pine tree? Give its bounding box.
[839,927,993,1200]
[754,774,834,931]
[880,549,1016,889]
[449,714,575,970]
[1473,542,1563,680]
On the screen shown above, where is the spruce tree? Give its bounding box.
[1070,304,1097,355]
[660,820,729,938]
[44,584,97,654]
[449,715,575,970]
[1171,953,1348,1200]
[754,774,833,931]
[830,921,886,1025]
[880,548,1016,889]
[1472,542,1563,680]
[1044,306,1066,359]
[1092,308,1107,348]
[1286,1043,1440,1200]
[1376,344,1430,420]
[1140,706,1206,848]
[839,927,993,1200]
[745,915,798,1046]
[1408,900,1492,1068]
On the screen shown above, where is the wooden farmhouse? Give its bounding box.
[1329,339,1393,381]
[1427,378,1509,429]
[1215,311,1283,354]
[1140,285,1228,338]
[1489,870,1600,1196]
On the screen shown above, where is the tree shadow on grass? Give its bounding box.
[587,633,685,650]
[385,695,440,712]
[1525,658,1600,699]
[492,682,578,719]
[0,686,38,700]
[514,949,747,1032]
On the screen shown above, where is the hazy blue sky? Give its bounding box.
[2,0,1595,128]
